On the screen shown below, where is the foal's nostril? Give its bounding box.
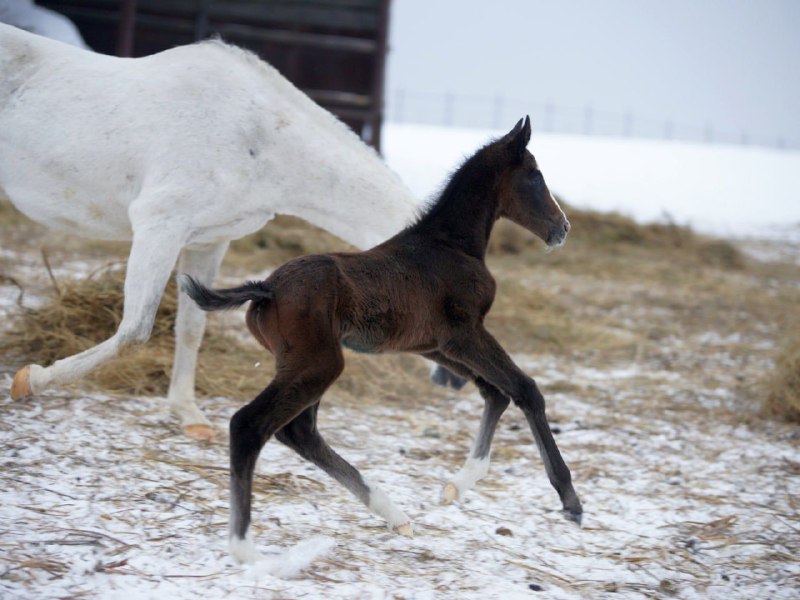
[564,221,571,233]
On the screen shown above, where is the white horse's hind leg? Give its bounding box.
[12,225,185,399]
[167,241,229,440]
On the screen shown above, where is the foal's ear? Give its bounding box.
[506,115,532,162]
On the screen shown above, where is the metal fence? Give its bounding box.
[385,89,798,151]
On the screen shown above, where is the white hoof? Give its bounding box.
[394,523,414,537]
[442,483,459,504]
[229,532,261,564]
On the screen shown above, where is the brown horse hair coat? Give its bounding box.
[182,117,581,564]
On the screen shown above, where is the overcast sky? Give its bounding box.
[385,0,800,147]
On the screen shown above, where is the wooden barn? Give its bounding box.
[38,0,392,150]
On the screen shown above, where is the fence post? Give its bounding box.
[623,110,633,137]
[583,105,593,135]
[544,101,554,132]
[704,122,714,143]
[393,89,405,123]
[383,91,792,150]
[444,92,454,126]
[493,94,504,129]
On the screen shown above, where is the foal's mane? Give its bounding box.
[409,134,508,230]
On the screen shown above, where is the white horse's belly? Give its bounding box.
[0,150,133,240]
[178,184,279,246]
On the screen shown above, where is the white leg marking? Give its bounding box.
[365,480,413,535]
[443,456,490,504]
[229,529,261,564]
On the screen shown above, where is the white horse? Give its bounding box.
[0,24,421,440]
[0,0,88,49]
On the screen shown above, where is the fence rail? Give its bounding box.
[385,89,798,151]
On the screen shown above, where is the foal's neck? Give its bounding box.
[412,161,502,260]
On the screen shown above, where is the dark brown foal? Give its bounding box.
[182,117,581,563]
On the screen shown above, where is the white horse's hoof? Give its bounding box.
[183,423,216,441]
[11,366,32,399]
[442,483,459,504]
[394,523,414,537]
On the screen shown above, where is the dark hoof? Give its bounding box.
[564,508,583,527]
[431,366,468,390]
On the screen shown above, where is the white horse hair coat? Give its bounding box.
[0,24,419,439]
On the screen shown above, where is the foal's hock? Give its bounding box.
[183,117,581,564]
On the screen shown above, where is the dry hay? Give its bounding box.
[484,271,638,357]
[0,197,30,226]
[487,202,745,270]
[0,266,439,407]
[1,205,654,370]
[0,266,263,398]
[763,330,800,423]
[227,214,355,271]
[0,202,784,417]
[228,206,745,272]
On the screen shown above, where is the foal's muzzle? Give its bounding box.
[546,218,571,247]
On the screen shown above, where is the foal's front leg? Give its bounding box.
[441,327,583,524]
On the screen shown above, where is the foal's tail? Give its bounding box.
[179,274,273,312]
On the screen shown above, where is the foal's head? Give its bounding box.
[494,116,570,247]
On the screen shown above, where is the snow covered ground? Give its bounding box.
[1,356,798,599]
[1,126,799,598]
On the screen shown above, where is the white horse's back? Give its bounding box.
[0,24,416,245]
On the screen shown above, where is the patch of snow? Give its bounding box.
[384,123,800,241]
[245,536,336,579]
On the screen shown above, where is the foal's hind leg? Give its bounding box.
[167,241,229,440]
[12,224,185,399]
[228,338,350,563]
[276,403,413,536]
[228,379,315,563]
[425,352,510,504]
